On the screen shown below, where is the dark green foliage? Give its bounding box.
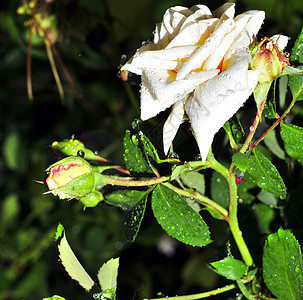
[263,229,303,299]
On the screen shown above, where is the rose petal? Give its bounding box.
[163,100,185,154]
[190,5,212,17]
[154,6,192,47]
[271,34,289,50]
[239,10,265,42]
[185,60,260,162]
[176,18,233,80]
[143,68,219,106]
[121,44,182,75]
[206,13,257,71]
[213,3,235,19]
[166,18,217,48]
[140,75,165,120]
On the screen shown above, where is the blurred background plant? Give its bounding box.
[0,0,303,299]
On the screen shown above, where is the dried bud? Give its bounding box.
[45,156,95,201]
[251,36,290,83]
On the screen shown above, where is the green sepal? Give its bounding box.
[51,172,95,199]
[79,189,103,207]
[253,81,272,112]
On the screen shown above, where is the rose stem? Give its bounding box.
[208,154,254,266]
[144,283,236,300]
[250,89,302,149]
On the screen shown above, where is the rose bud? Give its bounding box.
[51,137,97,160]
[251,36,290,83]
[45,156,100,205]
[80,189,104,208]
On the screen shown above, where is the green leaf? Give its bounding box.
[1,193,19,227]
[180,171,205,194]
[97,258,119,292]
[291,25,303,63]
[210,172,229,209]
[55,223,64,241]
[247,149,287,199]
[124,193,148,242]
[57,227,95,291]
[263,129,285,159]
[280,123,303,162]
[257,190,278,207]
[104,189,148,211]
[2,131,20,170]
[232,152,249,172]
[123,129,153,174]
[263,228,303,299]
[211,256,248,280]
[152,184,212,247]
[43,296,65,300]
[227,114,246,144]
[288,66,303,101]
[252,203,275,234]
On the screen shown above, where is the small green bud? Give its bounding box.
[52,137,97,160]
[80,189,104,208]
[251,36,290,83]
[45,156,95,200]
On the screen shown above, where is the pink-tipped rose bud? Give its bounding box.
[251,36,290,83]
[45,156,95,200]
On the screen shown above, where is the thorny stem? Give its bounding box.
[250,93,301,149]
[102,175,170,187]
[163,182,229,221]
[240,96,267,154]
[208,154,254,267]
[144,284,236,300]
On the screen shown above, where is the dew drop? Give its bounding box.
[217,94,226,101]
[77,149,85,157]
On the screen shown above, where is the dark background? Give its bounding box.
[0,0,303,299]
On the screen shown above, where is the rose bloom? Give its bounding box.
[121,3,266,162]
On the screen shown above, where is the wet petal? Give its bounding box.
[154,6,193,47]
[185,60,260,162]
[143,68,219,106]
[271,34,289,50]
[213,3,235,19]
[239,10,265,42]
[176,18,233,80]
[166,19,217,48]
[163,100,185,154]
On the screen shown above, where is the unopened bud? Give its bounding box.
[251,36,290,83]
[45,156,95,201]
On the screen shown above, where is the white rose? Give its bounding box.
[121,3,265,162]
